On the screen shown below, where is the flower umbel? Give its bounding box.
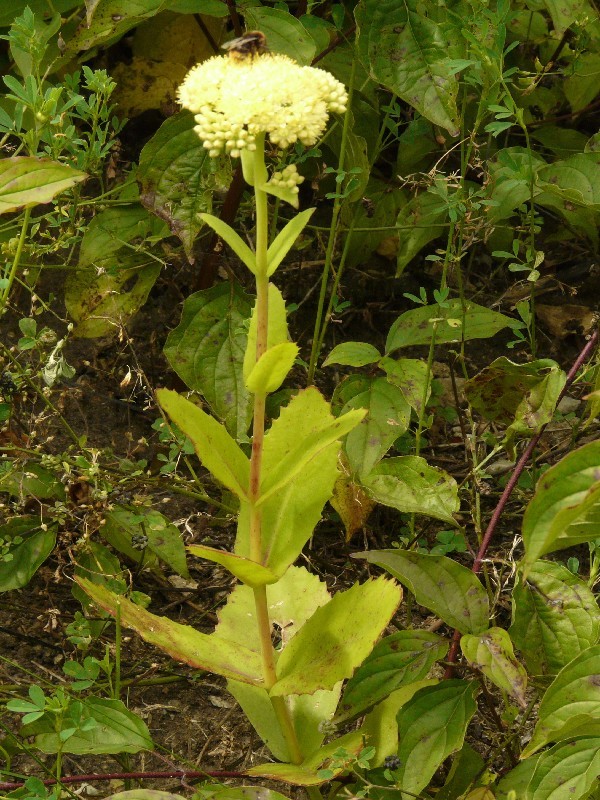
[177,52,348,157]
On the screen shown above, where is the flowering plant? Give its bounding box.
[78,40,402,789]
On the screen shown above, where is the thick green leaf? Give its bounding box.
[246,342,299,394]
[0,0,80,26]
[236,389,364,576]
[0,157,85,214]
[108,792,185,800]
[497,756,543,800]
[394,190,449,275]
[461,627,528,708]
[395,681,478,797]
[386,299,514,352]
[521,441,600,572]
[526,738,600,800]
[360,680,439,766]
[199,213,257,273]
[163,283,253,440]
[243,283,289,381]
[536,154,600,244]
[436,744,487,800]
[361,456,459,526]
[381,357,432,415]
[157,389,249,499]
[76,578,264,686]
[564,54,600,113]
[510,561,600,676]
[356,0,462,135]
[323,342,382,368]
[0,517,57,592]
[336,630,448,722]
[356,550,489,634]
[267,208,315,276]
[337,376,411,478]
[22,697,152,755]
[217,567,335,760]
[246,731,364,785]
[270,577,402,697]
[188,545,278,587]
[139,111,229,260]
[522,645,600,757]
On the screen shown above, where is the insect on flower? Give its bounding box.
[222,30,269,60]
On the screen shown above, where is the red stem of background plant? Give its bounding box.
[444,328,599,676]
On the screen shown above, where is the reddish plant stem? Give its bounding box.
[444,329,599,677]
[0,770,246,790]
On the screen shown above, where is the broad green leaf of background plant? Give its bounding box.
[460,627,528,708]
[188,545,279,587]
[104,506,189,577]
[270,577,402,697]
[157,389,249,499]
[76,577,264,685]
[394,191,449,275]
[62,0,168,57]
[381,357,432,415]
[245,342,299,395]
[0,157,85,213]
[217,567,337,760]
[0,517,57,592]
[436,744,487,800]
[336,376,411,478]
[509,560,600,676]
[355,0,462,135]
[487,147,547,223]
[325,121,370,202]
[139,111,230,261]
[198,213,257,274]
[163,283,253,440]
[496,756,543,800]
[521,441,600,573]
[336,630,448,722]
[521,645,600,757]
[21,697,152,755]
[541,0,597,34]
[465,357,566,457]
[246,731,364,785]
[242,7,316,64]
[465,358,565,426]
[564,54,600,113]
[395,681,478,797]
[356,550,489,634]
[65,206,167,338]
[524,737,600,800]
[385,299,515,352]
[360,679,439,766]
[243,283,290,381]
[324,342,381,368]
[536,154,600,245]
[361,456,459,526]
[0,0,80,27]
[0,461,65,501]
[235,390,364,576]
[267,208,315,276]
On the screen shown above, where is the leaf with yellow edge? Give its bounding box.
[76,577,263,686]
[246,731,364,785]
[243,283,289,380]
[245,342,298,394]
[157,389,249,499]
[271,577,401,697]
[187,545,279,587]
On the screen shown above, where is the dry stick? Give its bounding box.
[444,328,599,677]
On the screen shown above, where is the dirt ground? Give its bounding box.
[0,233,598,791]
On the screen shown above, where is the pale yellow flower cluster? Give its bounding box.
[177,53,347,157]
[270,164,304,193]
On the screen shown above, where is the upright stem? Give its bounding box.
[246,143,304,765]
